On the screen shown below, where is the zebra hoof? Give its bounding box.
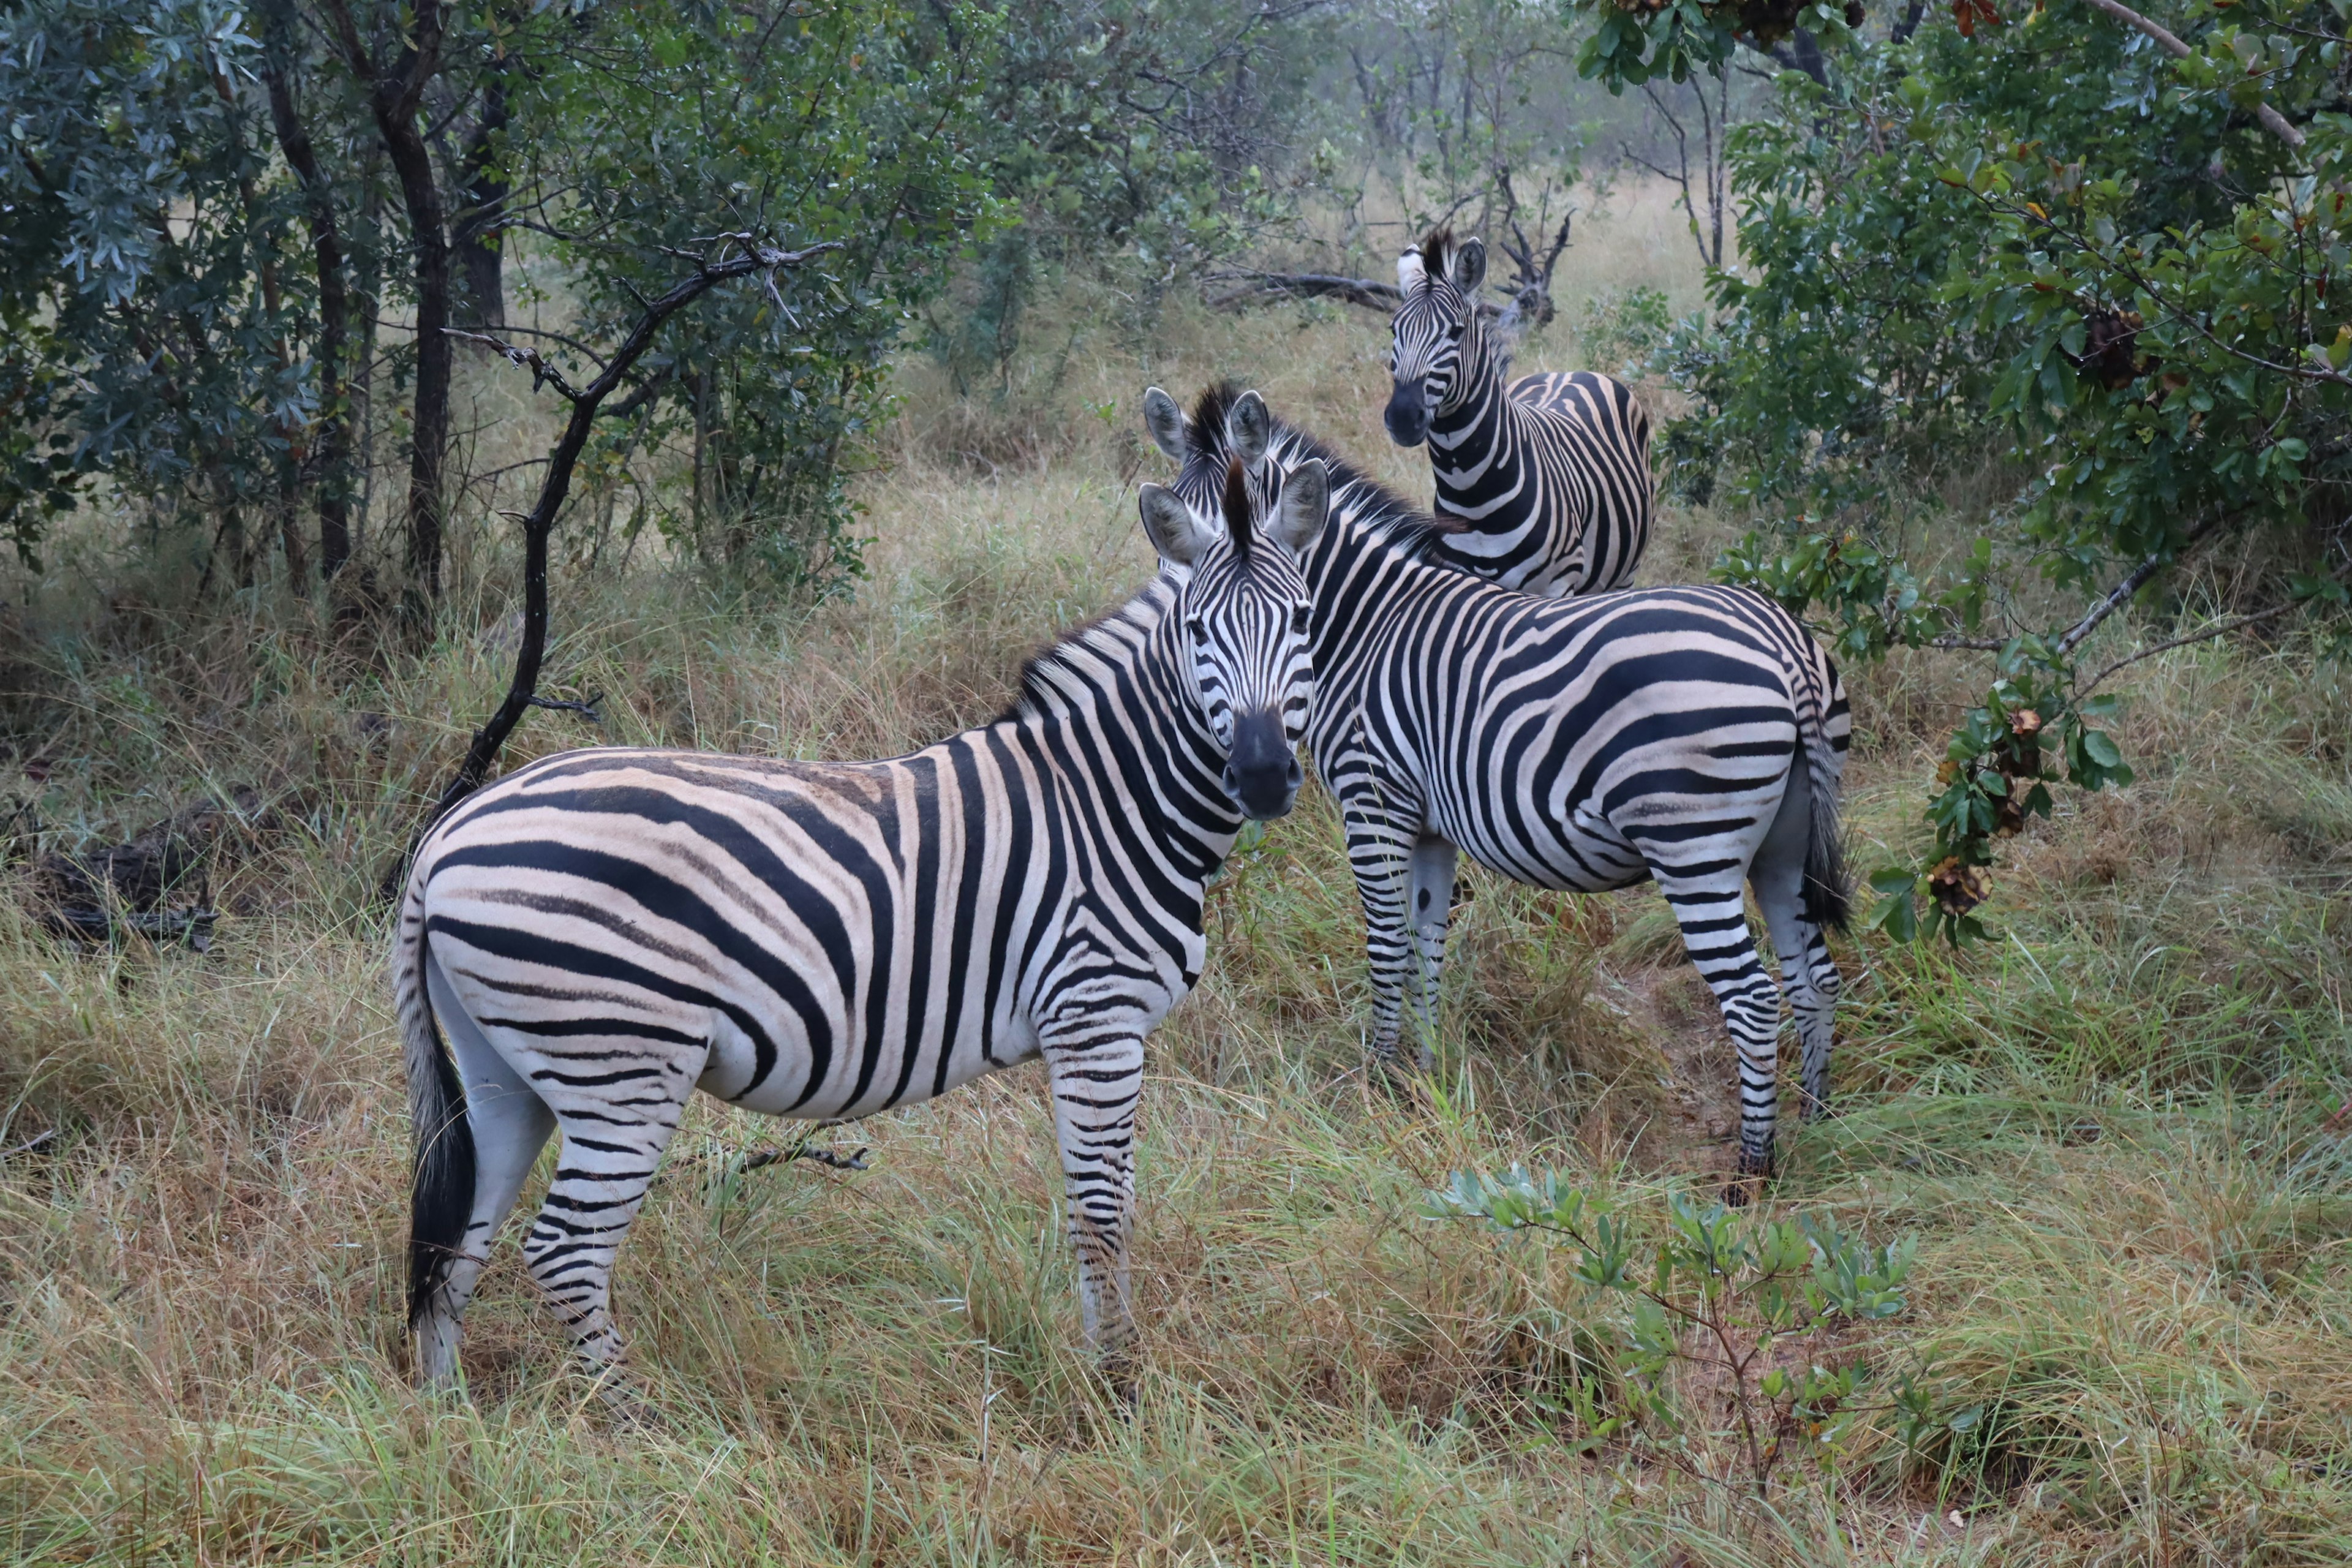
[1724,1148,1774,1207]
[1366,1058,1430,1108]
[583,1368,662,1428]
[1099,1355,1140,1415]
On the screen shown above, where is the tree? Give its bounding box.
[1572,0,2352,939]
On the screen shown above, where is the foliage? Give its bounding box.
[526,0,994,592]
[1564,0,1858,89]
[923,0,1333,393]
[0,1,312,568]
[1430,1167,1917,1496]
[1607,0,2352,941]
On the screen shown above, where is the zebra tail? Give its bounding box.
[398,868,475,1330]
[1799,658,1851,935]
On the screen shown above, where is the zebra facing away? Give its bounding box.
[1383,228,1655,599]
[1143,384,1850,1186]
[399,454,1330,1403]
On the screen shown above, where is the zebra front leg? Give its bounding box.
[1403,835,1460,1070]
[1651,869,1787,1197]
[1041,1031,1145,1399]
[1343,793,1434,1072]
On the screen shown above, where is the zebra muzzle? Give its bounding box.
[1222,712,1302,821]
[1384,380,1429,447]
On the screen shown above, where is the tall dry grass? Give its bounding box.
[3,180,2349,1564]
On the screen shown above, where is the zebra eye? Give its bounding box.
[1291,605,1311,635]
[1187,616,1208,644]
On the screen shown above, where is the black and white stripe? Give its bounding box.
[1147,385,1849,1185]
[399,457,1329,1400]
[1383,229,1654,598]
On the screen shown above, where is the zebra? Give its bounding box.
[398,453,1331,1403]
[1142,384,1849,1186]
[1384,228,1655,599]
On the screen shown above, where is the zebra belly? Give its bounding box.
[417,744,1070,1129]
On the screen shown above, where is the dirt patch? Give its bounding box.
[1598,956,1746,1187]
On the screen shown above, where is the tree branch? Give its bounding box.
[2073,603,2299,698]
[2079,0,2305,150]
[377,236,840,902]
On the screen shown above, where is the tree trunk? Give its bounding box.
[456,66,510,330]
[258,0,353,583]
[324,0,451,614]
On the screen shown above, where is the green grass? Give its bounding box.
[3,187,2350,1564]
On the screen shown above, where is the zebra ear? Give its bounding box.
[1225,389,1272,465]
[1141,386,1186,462]
[1137,483,1204,566]
[1396,247,1427,295]
[1449,236,1487,296]
[1271,459,1330,557]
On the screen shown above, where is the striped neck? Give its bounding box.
[1000,576,1247,877]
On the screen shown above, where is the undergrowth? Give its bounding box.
[2,189,2348,1564]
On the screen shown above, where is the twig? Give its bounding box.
[1,1129,56,1160]
[526,694,603,723]
[2073,603,2299,699]
[742,1144,870,1173]
[2054,517,2221,656]
[2079,0,2306,150]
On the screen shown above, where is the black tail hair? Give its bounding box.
[404,928,477,1328]
[1798,660,1851,933]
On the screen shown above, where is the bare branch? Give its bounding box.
[2074,603,2299,698]
[442,329,587,402]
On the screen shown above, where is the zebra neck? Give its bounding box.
[1424,322,1521,530]
[1008,586,1243,881]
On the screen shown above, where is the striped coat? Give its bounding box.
[399,460,1325,1401]
[1148,385,1849,1185]
[1385,230,1654,598]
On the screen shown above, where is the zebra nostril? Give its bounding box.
[1220,764,1243,799]
[1286,759,1303,788]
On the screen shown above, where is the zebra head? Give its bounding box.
[1136,450,1328,821]
[1385,228,1487,448]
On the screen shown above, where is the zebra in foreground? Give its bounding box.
[1384,228,1655,599]
[399,454,1331,1401]
[1144,385,1849,1185]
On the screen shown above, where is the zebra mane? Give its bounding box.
[1419,225,1453,282]
[993,579,1173,728]
[1223,456,1252,564]
[1185,382,1462,563]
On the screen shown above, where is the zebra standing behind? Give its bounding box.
[1385,228,1655,598]
[1144,385,1848,1186]
[399,455,1330,1404]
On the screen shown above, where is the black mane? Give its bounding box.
[1184,382,1462,562]
[1419,225,1452,280]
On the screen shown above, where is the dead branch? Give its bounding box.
[377,236,840,903]
[1204,268,1506,320]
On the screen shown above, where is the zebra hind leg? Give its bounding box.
[1651,869,1787,1200]
[518,1079,693,1416]
[1751,771,1842,1121]
[417,959,557,1390]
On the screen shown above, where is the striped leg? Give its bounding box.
[416,960,557,1387]
[1342,785,1441,1071]
[1752,775,1841,1120]
[1651,866,1786,1191]
[516,1058,696,1402]
[1041,1030,1145,1395]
